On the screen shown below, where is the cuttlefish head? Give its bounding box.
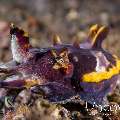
[51,48,73,77]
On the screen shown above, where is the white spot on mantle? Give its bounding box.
[73,56,78,62]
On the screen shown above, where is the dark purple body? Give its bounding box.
[0,43,118,105]
[28,44,118,105]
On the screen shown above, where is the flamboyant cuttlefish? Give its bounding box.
[0,24,120,106]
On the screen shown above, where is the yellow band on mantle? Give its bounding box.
[82,56,120,83]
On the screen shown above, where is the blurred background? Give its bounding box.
[0,0,120,62]
[0,1,120,119]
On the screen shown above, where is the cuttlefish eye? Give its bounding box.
[57,58,64,63]
[51,49,69,70]
[56,57,64,63]
[55,57,66,69]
